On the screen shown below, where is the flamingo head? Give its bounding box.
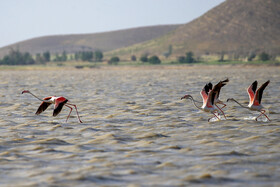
[22,90,30,94]
[226,98,234,102]
[181,94,191,100]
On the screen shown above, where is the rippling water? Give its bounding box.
[0,65,279,186]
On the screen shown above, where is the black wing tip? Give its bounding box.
[218,78,229,88]
[223,78,229,82]
[261,80,270,89]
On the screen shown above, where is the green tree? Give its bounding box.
[108,56,120,65]
[94,50,103,62]
[75,52,81,61]
[23,52,35,65]
[131,55,137,61]
[163,45,173,58]
[218,51,225,62]
[185,52,195,63]
[247,52,256,61]
[0,49,35,65]
[81,51,93,61]
[148,55,161,64]
[43,51,50,62]
[62,51,67,61]
[258,52,270,61]
[177,56,186,63]
[54,53,62,62]
[35,53,44,64]
[140,55,148,62]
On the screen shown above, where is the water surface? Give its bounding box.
[0,65,279,186]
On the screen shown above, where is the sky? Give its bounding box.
[0,0,225,48]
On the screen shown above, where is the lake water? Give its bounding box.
[0,65,279,186]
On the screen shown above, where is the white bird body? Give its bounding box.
[248,103,264,111]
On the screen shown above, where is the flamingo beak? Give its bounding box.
[181,95,187,100]
[22,90,29,94]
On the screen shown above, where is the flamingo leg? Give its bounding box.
[64,105,73,122]
[208,112,220,122]
[65,103,83,123]
[256,110,270,122]
[215,104,227,119]
[219,103,227,109]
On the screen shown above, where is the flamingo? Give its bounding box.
[205,79,229,119]
[181,80,228,122]
[22,90,83,123]
[227,80,270,121]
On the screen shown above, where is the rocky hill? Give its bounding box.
[108,0,280,58]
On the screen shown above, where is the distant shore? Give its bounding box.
[0,61,279,71]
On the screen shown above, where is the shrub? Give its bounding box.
[185,52,195,63]
[108,56,120,65]
[177,56,186,63]
[247,52,256,61]
[258,52,270,61]
[140,55,148,62]
[131,55,137,61]
[148,56,161,64]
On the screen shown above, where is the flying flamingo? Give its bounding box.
[227,80,270,121]
[205,79,229,119]
[181,80,228,122]
[22,90,83,123]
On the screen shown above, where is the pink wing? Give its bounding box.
[247,81,257,105]
[200,88,208,106]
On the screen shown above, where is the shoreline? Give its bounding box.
[0,62,279,71]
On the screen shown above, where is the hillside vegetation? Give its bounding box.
[108,0,280,59]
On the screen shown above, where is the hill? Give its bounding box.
[0,25,179,58]
[108,0,280,59]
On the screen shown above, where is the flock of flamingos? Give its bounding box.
[22,79,271,123]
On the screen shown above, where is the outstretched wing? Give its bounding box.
[36,102,52,115]
[53,99,68,117]
[200,85,209,106]
[35,97,52,115]
[206,84,221,107]
[247,81,258,105]
[215,78,229,99]
[254,80,270,105]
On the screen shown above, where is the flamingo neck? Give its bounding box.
[230,98,249,109]
[27,92,52,103]
[188,96,202,111]
[193,98,202,104]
